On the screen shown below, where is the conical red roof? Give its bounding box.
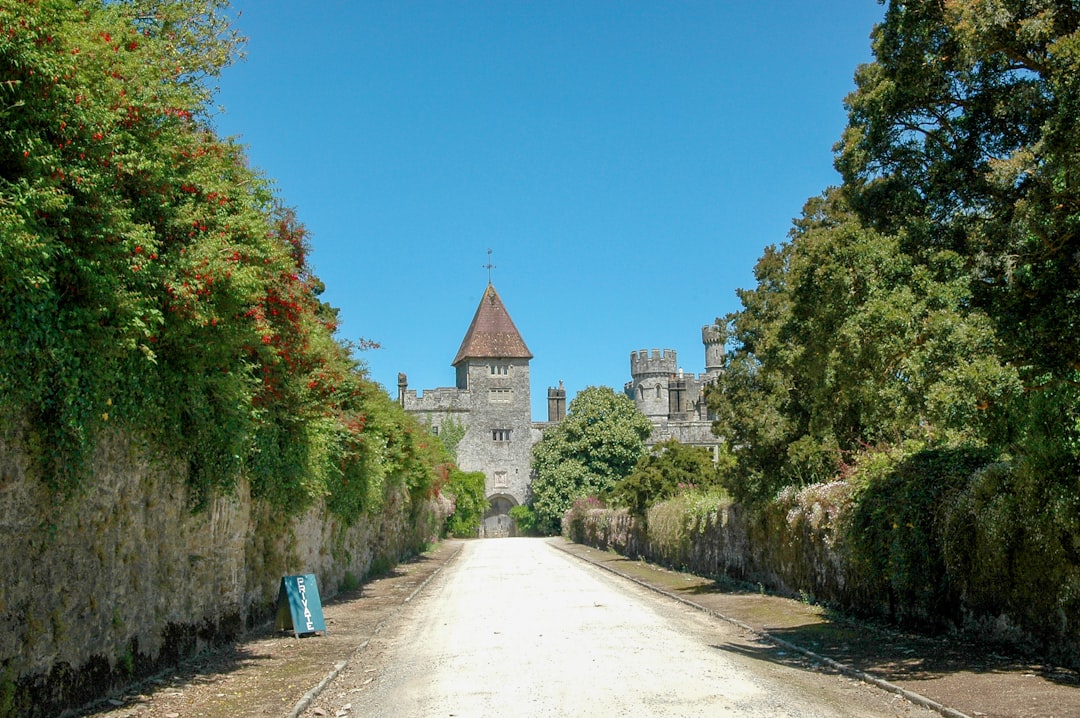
[452,284,532,366]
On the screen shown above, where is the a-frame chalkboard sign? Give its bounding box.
[275,574,327,637]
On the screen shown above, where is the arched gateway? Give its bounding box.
[480,494,518,537]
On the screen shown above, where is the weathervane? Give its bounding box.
[484,248,496,285]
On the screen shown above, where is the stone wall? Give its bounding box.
[563,482,869,609]
[0,425,449,716]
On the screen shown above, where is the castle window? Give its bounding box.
[488,387,512,402]
[656,384,662,399]
[431,425,440,436]
[489,364,509,376]
[491,429,511,442]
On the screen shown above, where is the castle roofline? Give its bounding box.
[452,284,532,366]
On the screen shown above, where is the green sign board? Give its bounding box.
[275,574,326,637]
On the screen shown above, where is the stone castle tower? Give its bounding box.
[398,284,558,536]
[625,324,725,455]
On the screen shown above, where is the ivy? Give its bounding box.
[0,1,446,519]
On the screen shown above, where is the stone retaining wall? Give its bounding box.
[563,482,870,609]
[0,426,449,716]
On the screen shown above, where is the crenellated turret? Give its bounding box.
[702,323,725,377]
[628,348,676,419]
[629,348,678,378]
[624,323,725,459]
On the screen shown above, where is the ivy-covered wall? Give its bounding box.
[564,486,863,607]
[0,425,450,717]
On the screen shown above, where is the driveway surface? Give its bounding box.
[306,538,937,717]
[79,537,1080,718]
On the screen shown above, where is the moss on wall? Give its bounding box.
[0,426,449,717]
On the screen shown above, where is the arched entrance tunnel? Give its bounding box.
[480,494,518,538]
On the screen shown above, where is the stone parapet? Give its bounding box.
[629,348,678,377]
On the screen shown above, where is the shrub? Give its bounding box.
[445,469,486,538]
[509,504,536,535]
[847,445,996,627]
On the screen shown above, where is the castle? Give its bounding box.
[624,324,725,457]
[397,283,721,536]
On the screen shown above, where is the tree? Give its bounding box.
[708,189,1020,502]
[530,386,653,534]
[836,0,1080,383]
[707,241,803,501]
[834,0,1079,485]
[610,439,722,519]
[435,415,467,462]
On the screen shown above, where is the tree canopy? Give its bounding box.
[836,0,1080,381]
[709,0,1079,503]
[529,386,653,534]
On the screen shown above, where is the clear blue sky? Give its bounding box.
[213,1,885,420]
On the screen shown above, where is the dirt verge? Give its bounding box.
[73,540,463,718]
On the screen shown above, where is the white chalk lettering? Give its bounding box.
[296,577,315,631]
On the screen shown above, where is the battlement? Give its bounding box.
[702,323,725,373]
[402,386,470,412]
[702,324,724,345]
[629,348,677,377]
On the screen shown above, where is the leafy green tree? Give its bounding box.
[834,0,1079,507]
[530,386,653,534]
[709,190,1020,502]
[836,0,1080,383]
[785,191,1020,450]
[610,439,723,519]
